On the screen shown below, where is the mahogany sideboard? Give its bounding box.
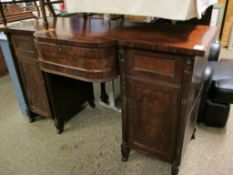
[34,17,217,175]
[2,17,217,175]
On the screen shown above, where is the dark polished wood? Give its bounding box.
[34,17,121,46]
[39,0,48,29]
[107,22,217,57]
[46,0,56,17]
[0,1,37,25]
[44,73,94,133]
[0,12,35,24]
[0,47,8,77]
[0,1,7,25]
[100,82,109,104]
[35,40,118,82]
[1,17,217,174]
[111,22,216,175]
[35,17,216,174]
[8,32,51,118]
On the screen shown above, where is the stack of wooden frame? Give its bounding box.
[0,0,39,25]
[0,0,63,26]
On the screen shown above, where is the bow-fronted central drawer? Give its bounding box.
[35,41,118,82]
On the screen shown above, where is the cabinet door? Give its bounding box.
[11,34,50,117]
[17,55,50,117]
[127,78,180,162]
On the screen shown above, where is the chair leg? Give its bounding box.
[34,0,40,17]
[0,2,7,25]
[191,128,196,140]
[46,0,56,17]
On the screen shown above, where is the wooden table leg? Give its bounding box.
[34,0,40,18]
[44,73,95,134]
[39,0,48,29]
[0,1,7,25]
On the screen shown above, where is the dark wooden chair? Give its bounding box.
[0,0,63,26]
[0,0,39,25]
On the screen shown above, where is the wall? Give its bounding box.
[221,0,233,47]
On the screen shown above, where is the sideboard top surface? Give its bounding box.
[107,22,218,56]
[1,16,218,56]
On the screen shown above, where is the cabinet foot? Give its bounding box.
[54,118,64,134]
[172,164,179,175]
[121,142,130,161]
[28,112,36,123]
[191,128,196,140]
[88,100,96,108]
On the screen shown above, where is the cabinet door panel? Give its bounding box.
[11,34,35,54]
[126,49,183,84]
[18,56,50,117]
[127,78,181,161]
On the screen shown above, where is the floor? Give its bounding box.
[0,49,233,175]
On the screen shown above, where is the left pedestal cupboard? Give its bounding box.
[4,23,92,133]
[6,30,51,121]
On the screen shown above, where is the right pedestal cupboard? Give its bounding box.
[110,24,217,175]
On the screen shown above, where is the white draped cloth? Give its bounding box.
[65,0,217,20]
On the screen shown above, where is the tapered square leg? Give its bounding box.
[54,118,64,134]
[172,162,179,175]
[121,142,130,161]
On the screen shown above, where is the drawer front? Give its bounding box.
[36,41,118,82]
[11,34,36,56]
[126,49,183,84]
